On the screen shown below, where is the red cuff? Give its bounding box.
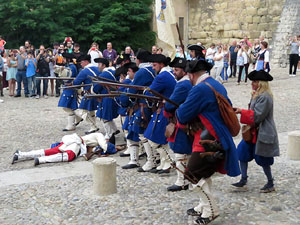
[177,121,187,129]
[240,109,255,125]
[163,110,173,118]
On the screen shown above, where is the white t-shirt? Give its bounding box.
[242,52,248,64]
[214,52,224,67]
[89,50,103,67]
[206,48,216,60]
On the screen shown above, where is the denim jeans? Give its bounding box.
[221,62,229,81]
[27,75,36,96]
[16,70,29,95]
[36,73,49,96]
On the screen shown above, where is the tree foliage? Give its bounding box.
[0,0,156,52]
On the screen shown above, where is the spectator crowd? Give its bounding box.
[0,34,299,103]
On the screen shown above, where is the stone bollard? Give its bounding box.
[287,131,300,160]
[92,158,117,196]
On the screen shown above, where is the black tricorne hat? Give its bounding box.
[185,59,213,73]
[62,52,76,60]
[187,44,205,52]
[115,66,128,77]
[94,57,109,67]
[124,62,139,72]
[147,54,171,66]
[136,48,151,61]
[77,54,91,62]
[120,53,131,62]
[169,57,187,69]
[248,70,273,81]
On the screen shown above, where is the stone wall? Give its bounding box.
[270,0,300,67]
[188,0,285,45]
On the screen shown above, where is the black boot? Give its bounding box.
[260,179,275,193]
[167,184,188,192]
[34,158,40,166]
[11,150,20,164]
[232,176,247,188]
[186,208,202,216]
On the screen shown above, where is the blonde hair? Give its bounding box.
[253,81,273,99]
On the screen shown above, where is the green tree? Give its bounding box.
[0,0,155,52]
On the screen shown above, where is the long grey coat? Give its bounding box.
[250,91,280,157]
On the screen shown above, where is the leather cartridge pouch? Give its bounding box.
[242,125,253,143]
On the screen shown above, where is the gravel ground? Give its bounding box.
[0,67,300,225]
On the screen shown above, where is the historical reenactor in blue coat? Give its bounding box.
[122,49,156,170]
[163,57,193,191]
[57,53,79,131]
[72,54,99,134]
[176,59,240,225]
[232,70,279,193]
[93,57,119,143]
[116,63,138,157]
[188,44,206,61]
[140,54,176,173]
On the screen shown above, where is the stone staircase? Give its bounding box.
[270,0,300,67]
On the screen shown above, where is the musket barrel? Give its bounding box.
[60,84,92,89]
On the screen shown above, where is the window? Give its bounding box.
[179,17,184,38]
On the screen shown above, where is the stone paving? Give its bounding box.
[0,67,300,225]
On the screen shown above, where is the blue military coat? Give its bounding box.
[176,75,240,177]
[73,64,99,111]
[125,64,156,142]
[164,75,193,154]
[144,67,176,144]
[58,63,78,110]
[93,68,119,121]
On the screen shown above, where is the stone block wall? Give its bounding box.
[188,0,285,46]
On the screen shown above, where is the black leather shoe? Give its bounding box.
[186,208,202,216]
[14,95,21,97]
[122,164,139,169]
[149,168,161,173]
[137,167,156,172]
[119,152,130,157]
[85,128,99,135]
[25,94,29,98]
[167,184,189,192]
[157,168,170,174]
[34,158,40,166]
[12,154,18,164]
[195,215,219,225]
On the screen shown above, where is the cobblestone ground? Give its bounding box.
[0,67,300,225]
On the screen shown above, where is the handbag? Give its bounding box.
[204,82,240,137]
[242,125,252,142]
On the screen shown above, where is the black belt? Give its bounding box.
[18,69,26,71]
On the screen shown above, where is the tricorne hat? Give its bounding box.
[169,57,187,69]
[94,57,109,67]
[185,59,213,73]
[248,70,273,81]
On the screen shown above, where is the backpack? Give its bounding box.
[204,82,240,137]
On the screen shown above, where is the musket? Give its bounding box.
[110,91,161,102]
[60,84,92,89]
[36,77,75,80]
[89,75,118,83]
[176,23,186,60]
[92,80,179,107]
[85,93,121,99]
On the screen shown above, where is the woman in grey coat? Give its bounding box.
[232,70,279,192]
